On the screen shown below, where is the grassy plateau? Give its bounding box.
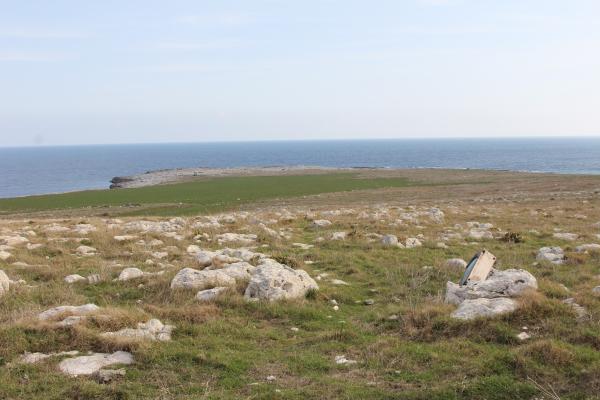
[0,169,600,399]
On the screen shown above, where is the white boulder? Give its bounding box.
[64,274,87,284]
[38,304,100,321]
[445,268,537,305]
[117,267,145,281]
[58,351,133,376]
[244,259,318,301]
[381,235,400,247]
[537,246,564,264]
[170,268,236,290]
[451,298,518,320]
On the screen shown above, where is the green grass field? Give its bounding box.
[0,173,412,216]
[2,171,600,399]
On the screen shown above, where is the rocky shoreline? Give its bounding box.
[109,166,371,189]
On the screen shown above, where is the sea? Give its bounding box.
[1,138,600,198]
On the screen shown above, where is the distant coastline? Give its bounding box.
[2,138,600,198]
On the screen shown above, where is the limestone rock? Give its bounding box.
[101,319,173,341]
[117,267,144,281]
[244,259,318,301]
[451,298,517,320]
[76,245,96,256]
[405,238,422,248]
[311,219,332,228]
[553,232,578,241]
[195,250,218,267]
[170,268,236,290]
[537,246,564,264]
[0,251,12,261]
[219,261,256,281]
[381,235,400,247]
[196,287,228,302]
[468,229,493,240]
[292,243,314,250]
[186,245,202,254]
[445,268,537,305]
[19,350,79,364]
[215,233,257,245]
[0,235,29,246]
[64,274,87,284]
[38,304,100,321]
[330,231,347,240]
[114,235,137,242]
[58,351,133,376]
[575,243,600,253]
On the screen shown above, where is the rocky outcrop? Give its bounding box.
[446,268,537,320]
[170,268,236,290]
[451,298,518,320]
[109,176,135,189]
[244,259,318,301]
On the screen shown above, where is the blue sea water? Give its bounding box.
[1,138,600,198]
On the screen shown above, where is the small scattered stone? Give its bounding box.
[335,355,357,365]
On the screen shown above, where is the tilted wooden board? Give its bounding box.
[468,249,496,282]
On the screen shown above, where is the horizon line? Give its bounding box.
[2,135,600,149]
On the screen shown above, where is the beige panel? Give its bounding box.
[468,250,496,282]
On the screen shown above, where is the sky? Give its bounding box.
[1,0,599,147]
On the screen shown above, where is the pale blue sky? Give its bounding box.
[1,0,599,146]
